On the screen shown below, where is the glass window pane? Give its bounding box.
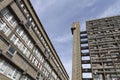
[2,25,9,32]
[10,35,17,42]
[0,61,7,73]
[4,12,12,20]
[25,49,30,58]
[8,46,16,55]
[16,27,23,35]
[4,26,11,36]
[7,64,15,77]
[13,70,21,79]
[0,20,4,29]
[9,18,17,27]
[1,8,9,16]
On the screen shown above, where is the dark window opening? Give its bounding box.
[8,46,16,55]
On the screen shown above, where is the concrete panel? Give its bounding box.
[0,73,11,80]
[12,54,37,79]
[10,1,27,23]
[29,28,45,53]
[0,40,8,53]
[0,0,13,10]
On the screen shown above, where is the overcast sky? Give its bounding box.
[30,0,120,79]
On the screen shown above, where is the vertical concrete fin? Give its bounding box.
[71,22,82,80]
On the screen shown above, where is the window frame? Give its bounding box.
[1,8,17,28]
[7,46,17,55]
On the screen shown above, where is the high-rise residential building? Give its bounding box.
[71,16,120,80]
[0,0,69,80]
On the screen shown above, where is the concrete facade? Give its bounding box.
[0,0,69,80]
[71,22,82,80]
[71,16,120,80]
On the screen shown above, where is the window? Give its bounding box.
[1,8,12,19]
[10,34,18,44]
[16,40,22,48]
[20,44,25,52]
[20,3,24,8]
[26,14,30,18]
[44,43,47,48]
[32,56,35,63]
[31,22,35,27]
[37,63,41,69]
[45,71,49,78]
[81,44,88,47]
[2,25,11,36]
[25,21,31,29]
[82,64,91,68]
[44,62,51,72]
[7,64,15,77]
[29,42,33,49]
[0,19,11,36]
[40,55,44,63]
[16,27,23,36]
[23,35,29,44]
[8,46,16,55]
[1,8,17,28]
[29,54,33,61]
[23,9,28,14]
[21,75,30,80]
[4,27,11,36]
[82,73,92,78]
[23,34,27,41]
[29,17,32,22]
[41,37,45,44]
[0,60,7,73]
[9,18,17,26]
[34,27,37,30]
[0,59,21,80]
[25,49,30,58]
[21,32,25,39]
[33,48,44,62]
[34,59,38,67]
[24,38,29,45]
[47,48,50,53]
[27,40,30,45]
[36,52,41,59]
[33,47,36,53]
[39,65,42,71]
[34,48,39,56]
[36,30,40,35]
[41,67,46,74]
[81,50,89,53]
[23,47,27,54]
[0,19,5,30]
[82,56,90,60]
[12,70,21,80]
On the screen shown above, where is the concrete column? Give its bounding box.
[71,22,82,80]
